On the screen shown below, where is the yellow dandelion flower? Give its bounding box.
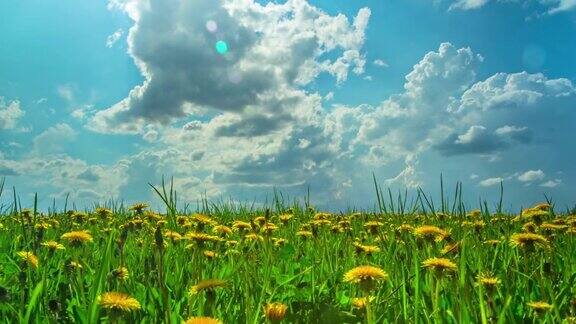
[111,267,129,281]
[98,292,141,313]
[353,242,381,255]
[41,241,65,252]
[313,212,332,221]
[279,214,293,224]
[272,238,287,247]
[343,265,389,285]
[441,242,460,255]
[396,224,414,233]
[244,233,264,242]
[467,209,482,218]
[212,225,233,236]
[189,279,227,296]
[203,250,218,259]
[61,230,93,246]
[253,216,267,227]
[527,300,553,314]
[232,221,252,231]
[192,214,217,227]
[522,222,538,233]
[261,223,278,235]
[296,230,313,239]
[364,221,384,234]
[164,230,183,242]
[184,317,222,324]
[414,225,448,241]
[351,296,375,310]
[476,273,500,291]
[422,257,457,273]
[264,302,288,321]
[16,251,39,269]
[510,233,549,249]
[128,202,148,213]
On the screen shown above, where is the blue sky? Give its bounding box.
[1,0,575,211]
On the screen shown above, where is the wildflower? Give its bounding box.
[184,317,222,324]
[279,214,293,225]
[111,267,129,281]
[16,251,39,269]
[253,216,267,227]
[353,242,380,255]
[98,292,141,313]
[510,233,549,249]
[296,230,313,239]
[95,207,112,219]
[364,221,384,234]
[343,265,388,291]
[192,214,217,227]
[264,302,288,322]
[164,230,183,243]
[441,242,460,255]
[313,212,332,221]
[189,279,227,296]
[272,238,287,247]
[61,230,93,246]
[476,273,500,292]
[422,257,457,273]
[261,223,279,235]
[212,225,232,236]
[232,221,252,232]
[330,225,344,233]
[41,240,65,252]
[203,250,218,259]
[244,233,264,242]
[396,224,414,233]
[522,222,537,233]
[467,209,482,218]
[128,203,148,214]
[352,296,375,310]
[527,301,553,315]
[414,225,448,241]
[66,260,83,272]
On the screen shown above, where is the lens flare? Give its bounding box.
[206,20,218,33]
[215,41,228,55]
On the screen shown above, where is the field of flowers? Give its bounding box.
[0,180,575,323]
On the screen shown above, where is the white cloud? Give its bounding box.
[32,123,77,155]
[540,179,561,187]
[106,28,124,48]
[518,169,545,182]
[90,0,371,134]
[449,0,490,11]
[57,85,74,102]
[373,59,388,68]
[0,97,24,130]
[479,177,503,187]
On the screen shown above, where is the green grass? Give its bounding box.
[0,177,575,323]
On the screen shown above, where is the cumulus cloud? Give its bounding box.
[32,123,77,155]
[540,179,561,187]
[90,0,371,134]
[373,59,389,68]
[518,169,545,182]
[449,0,490,10]
[106,28,124,48]
[0,97,24,130]
[479,177,503,187]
